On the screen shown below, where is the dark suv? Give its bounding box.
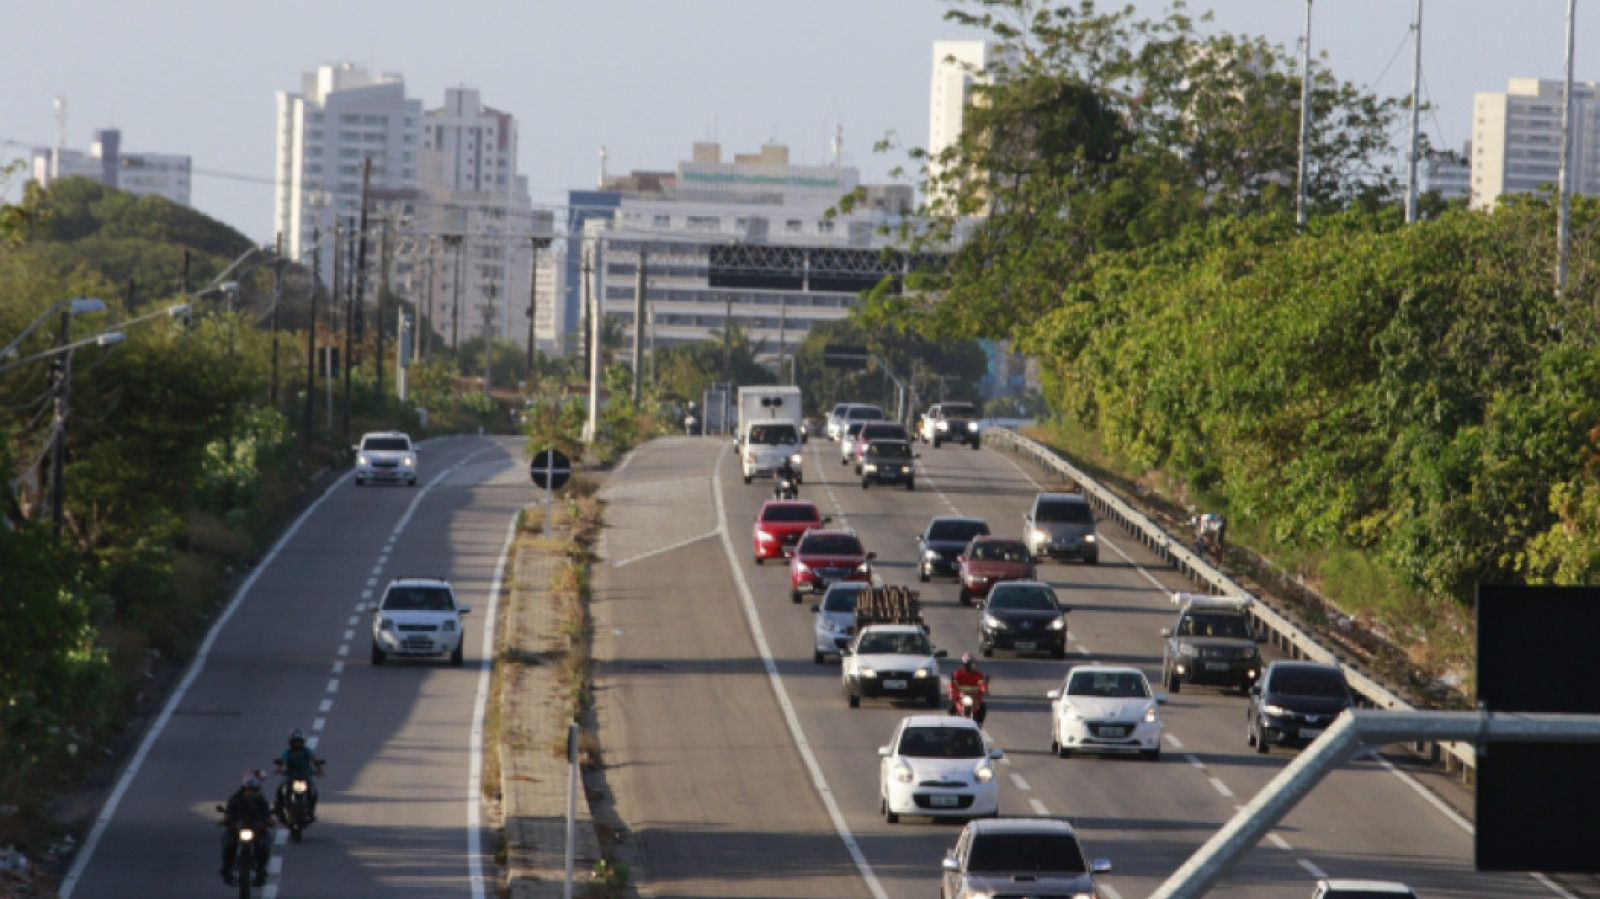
[1160,597,1262,693]
[1247,661,1354,753]
[916,516,991,582]
[860,439,918,490]
[940,817,1111,899]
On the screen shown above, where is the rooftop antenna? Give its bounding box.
[598,146,607,189]
[52,96,68,178]
[832,124,843,166]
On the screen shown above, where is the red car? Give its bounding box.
[752,500,829,565]
[789,528,875,604]
[956,536,1036,606]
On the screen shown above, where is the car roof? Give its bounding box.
[867,438,911,447]
[968,535,1022,545]
[1066,664,1145,677]
[1034,491,1088,503]
[1318,881,1416,894]
[988,579,1054,592]
[928,515,986,527]
[962,816,1081,837]
[899,713,983,730]
[801,527,859,539]
[362,430,410,440]
[1180,595,1252,613]
[1267,660,1345,675]
[760,499,821,511]
[388,576,451,586]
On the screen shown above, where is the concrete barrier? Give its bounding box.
[987,427,1476,777]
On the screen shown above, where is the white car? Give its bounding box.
[371,577,470,666]
[878,715,1002,823]
[811,582,869,664]
[353,431,418,486]
[1312,881,1418,899]
[1048,665,1166,760]
[828,402,886,441]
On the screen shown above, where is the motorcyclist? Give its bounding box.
[683,401,700,436]
[774,457,800,499]
[273,727,324,823]
[948,652,990,725]
[1192,512,1227,558]
[219,772,276,887]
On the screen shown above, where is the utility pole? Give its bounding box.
[722,292,733,383]
[585,240,603,444]
[483,285,496,398]
[270,232,283,406]
[1557,0,1577,294]
[1296,0,1313,229]
[351,157,372,427]
[49,311,70,540]
[452,235,466,351]
[580,245,593,380]
[376,215,390,398]
[632,248,646,405]
[526,234,552,387]
[304,227,319,448]
[421,240,433,364]
[343,222,357,443]
[1403,0,1424,224]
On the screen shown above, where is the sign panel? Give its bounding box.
[529,448,572,491]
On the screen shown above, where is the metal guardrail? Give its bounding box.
[986,426,1477,777]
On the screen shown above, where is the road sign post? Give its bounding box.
[530,448,573,537]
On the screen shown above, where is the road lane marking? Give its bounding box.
[1208,777,1234,798]
[331,662,343,675]
[342,629,354,641]
[1164,733,1185,749]
[1268,833,1293,851]
[611,530,719,568]
[325,679,338,694]
[336,644,348,658]
[1009,773,1031,791]
[468,512,518,899]
[319,699,332,713]
[1298,859,1328,878]
[1101,884,1124,899]
[1029,798,1050,815]
[313,717,326,731]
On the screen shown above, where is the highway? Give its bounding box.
[592,433,1582,899]
[61,436,528,899]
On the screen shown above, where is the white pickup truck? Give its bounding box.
[917,402,982,449]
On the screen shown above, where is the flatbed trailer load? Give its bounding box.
[855,584,928,631]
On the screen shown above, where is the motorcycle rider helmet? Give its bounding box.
[288,727,306,746]
[960,652,975,666]
[241,773,262,790]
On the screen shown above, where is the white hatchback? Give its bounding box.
[371,577,470,666]
[1048,665,1166,760]
[878,715,1002,823]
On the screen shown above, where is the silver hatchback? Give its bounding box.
[1023,492,1098,564]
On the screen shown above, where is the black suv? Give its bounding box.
[1247,661,1354,753]
[1160,597,1262,693]
[860,439,918,490]
[940,817,1111,899]
[917,516,991,582]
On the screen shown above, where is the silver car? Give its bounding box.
[353,431,418,486]
[811,582,870,663]
[1023,492,1098,564]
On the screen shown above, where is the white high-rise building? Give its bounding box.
[1471,78,1600,210]
[928,40,1001,201]
[30,128,191,206]
[273,63,422,277]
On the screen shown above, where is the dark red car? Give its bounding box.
[789,528,875,604]
[752,500,828,565]
[956,537,1036,606]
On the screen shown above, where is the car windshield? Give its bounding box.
[364,437,410,451]
[970,541,1028,562]
[845,423,865,437]
[896,726,984,758]
[847,406,884,420]
[988,587,1059,612]
[1068,671,1149,698]
[762,504,820,523]
[749,424,798,445]
[1180,612,1252,639]
[861,424,907,441]
[966,833,1088,873]
[858,631,930,654]
[802,535,863,556]
[1036,499,1093,524]
[1271,668,1350,698]
[382,587,454,612]
[821,586,865,612]
[868,442,911,459]
[929,520,989,542]
[942,404,977,417]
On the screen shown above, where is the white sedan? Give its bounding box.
[878,715,1001,823]
[1047,665,1166,760]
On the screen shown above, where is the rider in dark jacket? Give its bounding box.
[219,772,275,886]
[274,727,325,822]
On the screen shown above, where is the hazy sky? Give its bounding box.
[2,1,1594,244]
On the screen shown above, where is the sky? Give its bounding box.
[2,1,1596,245]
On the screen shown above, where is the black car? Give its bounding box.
[917,516,991,582]
[860,439,918,490]
[1247,661,1354,753]
[1160,597,1262,693]
[977,581,1069,658]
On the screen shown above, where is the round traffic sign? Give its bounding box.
[530,448,572,490]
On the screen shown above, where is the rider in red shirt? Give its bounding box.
[949,652,989,725]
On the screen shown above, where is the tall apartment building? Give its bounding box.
[30,128,191,205]
[1471,78,1600,210]
[928,40,1002,202]
[273,63,422,277]
[568,141,913,370]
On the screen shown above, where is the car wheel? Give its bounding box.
[971,441,980,451]
[918,568,930,584]
[371,642,386,665]
[926,691,942,709]
[450,643,464,667]
[355,477,365,487]
[847,685,861,708]
[1084,553,1099,566]
[882,796,898,824]
[957,587,970,606]
[743,474,751,484]
[791,589,803,604]
[981,645,994,659]
[813,650,825,664]
[932,436,941,449]
[1167,668,1181,693]
[905,479,915,491]
[861,479,869,490]
[755,556,764,566]
[1142,747,1162,761]
[1056,733,1072,759]
[1051,644,1067,660]
[1255,722,1271,754]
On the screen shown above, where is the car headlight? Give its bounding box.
[821,618,843,633]
[1176,643,1199,657]
[975,762,995,783]
[1084,534,1096,543]
[1262,704,1290,717]
[402,456,415,468]
[1144,705,1160,724]
[892,760,914,783]
[864,463,878,473]
[923,549,940,561]
[1032,528,1050,543]
[357,453,371,466]
[1061,704,1082,720]
[1048,616,1066,631]
[792,561,812,574]
[936,421,949,431]
[790,453,803,465]
[854,561,872,574]
[982,614,1005,630]
[915,666,936,679]
[859,666,877,679]
[967,422,979,431]
[441,620,456,632]
[757,531,777,543]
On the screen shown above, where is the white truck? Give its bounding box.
[736,385,804,484]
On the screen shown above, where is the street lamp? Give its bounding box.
[0,296,108,362]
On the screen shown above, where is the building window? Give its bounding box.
[818,220,835,234]
[687,215,720,230]
[785,219,803,233]
[654,214,671,228]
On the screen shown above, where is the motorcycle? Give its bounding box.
[774,472,799,501]
[217,805,269,898]
[277,773,314,843]
[1191,513,1226,562]
[683,413,700,436]
[949,681,989,726]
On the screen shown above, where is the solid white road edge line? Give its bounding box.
[468,512,518,899]
[712,440,892,899]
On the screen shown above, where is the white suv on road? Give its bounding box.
[371,577,470,666]
[353,431,418,486]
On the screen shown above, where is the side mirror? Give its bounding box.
[941,856,961,874]
[822,516,833,525]
[878,745,892,757]
[809,605,821,613]
[458,606,472,615]
[350,444,360,454]
[934,649,949,659]
[866,551,877,561]
[1046,688,1061,700]
[1090,859,1113,875]
[1160,628,1172,637]
[1155,692,1170,705]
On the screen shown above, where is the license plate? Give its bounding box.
[1298,728,1324,740]
[883,679,907,690]
[1014,641,1037,650]
[1205,662,1230,671]
[929,795,959,807]
[1100,727,1126,738]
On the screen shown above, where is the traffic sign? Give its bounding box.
[530,448,572,490]
[823,343,870,369]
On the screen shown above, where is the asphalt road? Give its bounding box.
[60,435,530,899]
[591,433,1589,899]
